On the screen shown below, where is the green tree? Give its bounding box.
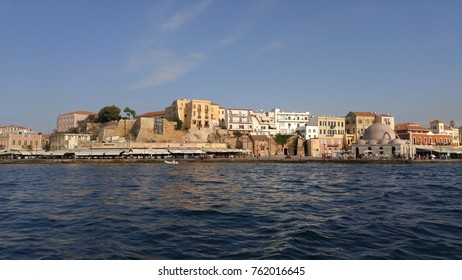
[273,133,292,154]
[124,107,136,119]
[86,114,98,123]
[233,131,244,138]
[449,120,456,128]
[97,105,121,123]
[167,117,183,130]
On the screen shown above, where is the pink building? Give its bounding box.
[56,111,96,132]
[0,125,42,150]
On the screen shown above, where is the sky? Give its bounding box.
[1,0,461,133]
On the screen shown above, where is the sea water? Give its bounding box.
[0,162,461,259]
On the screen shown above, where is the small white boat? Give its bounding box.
[164,160,178,164]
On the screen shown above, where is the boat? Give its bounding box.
[164,160,178,164]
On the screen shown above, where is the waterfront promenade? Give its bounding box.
[1,156,461,165]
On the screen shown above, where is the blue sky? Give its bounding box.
[1,0,461,133]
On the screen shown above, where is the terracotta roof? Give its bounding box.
[348,111,375,117]
[430,119,443,124]
[395,123,430,132]
[137,111,165,118]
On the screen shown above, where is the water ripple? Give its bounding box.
[0,162,461,259]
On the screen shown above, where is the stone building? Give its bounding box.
[352,123,413,159]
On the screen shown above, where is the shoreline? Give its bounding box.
[1,157,462,165]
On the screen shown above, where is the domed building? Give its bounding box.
[352,123,415,159]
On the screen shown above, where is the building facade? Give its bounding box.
[345,112,376,144]
[50,133,91,151]
[309,116,346,157]
[273,108,310,135]
[0,125,42,151]
[183,100,221,129]
[57,111,96,133]
[165,99,221,129]
[250,111,277,136]
[395,122,454,147]
[225,108,253,132]
[164,98,189,122]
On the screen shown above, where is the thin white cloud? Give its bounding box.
[128,52,207,90]
[220,32,242,45]
[161,0,213,32]
[260,42,285,52]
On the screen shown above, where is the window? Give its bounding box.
[424,137,427,144]
[18,140,21,145]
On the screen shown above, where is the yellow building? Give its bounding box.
[309,116,346,157]
[165,98,222,129]
[165,98,190,122]
[184,100,221,129]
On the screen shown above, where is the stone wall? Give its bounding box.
[98,120,136,142]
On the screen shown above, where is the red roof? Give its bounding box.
[395,123,430,132]
[137,111,165,118]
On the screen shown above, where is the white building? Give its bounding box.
[225,108,253,132]
[296,125,318,140]
[250,111,277,136]
[273,108,310,135]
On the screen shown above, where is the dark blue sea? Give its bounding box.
[0,162,461,259]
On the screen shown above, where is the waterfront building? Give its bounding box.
[50,133,91,151]
[352,123,414,159]
[250,135,273,157]
[296,124,318,140]
[395,120,460,157]
[0,125,42,151]
[429,120,460,146]
[184,100,221,129]
[165,98,221,129]
[345,111,395,150]
[224,108,253,133]
[395,122,455,146]
[56,111,96,132]
[250,111,277,136]
[164,98,189,122]
[273,108,310,135]
[308,116,346,157]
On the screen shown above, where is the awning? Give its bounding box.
[128,149,169,155]
[169,149,205,154]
